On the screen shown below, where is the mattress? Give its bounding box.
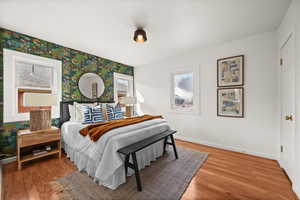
[61,118,170,189]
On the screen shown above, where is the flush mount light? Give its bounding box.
[134,28,147,43]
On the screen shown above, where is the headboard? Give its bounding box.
[59,100,114,127]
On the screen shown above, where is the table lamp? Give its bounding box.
[120,96,137,117]
[24,93,57,131]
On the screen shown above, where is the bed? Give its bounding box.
[59,101,170,189]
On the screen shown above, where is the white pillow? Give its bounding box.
[68,104,76,121]
[73,102,84,122]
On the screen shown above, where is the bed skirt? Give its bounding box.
[62,141,164,189]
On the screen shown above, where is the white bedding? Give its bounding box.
[61,118,170,189]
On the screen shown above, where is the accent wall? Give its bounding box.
[0,28,134,159]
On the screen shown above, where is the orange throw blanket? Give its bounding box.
[80,115,163,142]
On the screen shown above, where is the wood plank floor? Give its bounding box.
[2,140,298,200]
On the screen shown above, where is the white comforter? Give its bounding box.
[61,118,170,189]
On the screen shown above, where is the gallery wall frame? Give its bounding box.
[217,87,244,118]
[217,55,244,87]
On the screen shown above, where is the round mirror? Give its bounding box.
[78,73,105,99]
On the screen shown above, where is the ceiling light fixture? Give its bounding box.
[134,28,147,43]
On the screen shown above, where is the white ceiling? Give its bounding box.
[0,0,291,66]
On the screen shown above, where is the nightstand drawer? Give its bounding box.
[20,131,60,147]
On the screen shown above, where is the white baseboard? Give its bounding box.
[175,135,276,160]
[293,183,300,199]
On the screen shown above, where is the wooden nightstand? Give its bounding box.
[17,127,61,170]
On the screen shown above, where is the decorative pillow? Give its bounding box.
[101,103,116,121]
[106,104,124,121]
[73,102,96,122]
[82,105,105,124]
[73,102,84,122]
[68,104,76,121]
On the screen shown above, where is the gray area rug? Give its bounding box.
[51,146,208,200]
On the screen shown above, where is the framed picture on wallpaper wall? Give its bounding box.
[217,55,244,87]
[217,87,244,118]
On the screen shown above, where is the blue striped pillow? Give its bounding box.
[106,104,124,121]
[82,105,105,124]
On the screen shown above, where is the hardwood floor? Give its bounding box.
[3,140,298,200]
[177,140,298,200]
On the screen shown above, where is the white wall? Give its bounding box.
[135,31,279,159]
[278,0,300,197]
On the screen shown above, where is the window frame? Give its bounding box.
[3,49,62,123]
[113,72,134,103]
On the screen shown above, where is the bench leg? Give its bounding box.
[163,136,168,154]
[124,154,130,177]
[132,152,142,191]
[170,134,178,159]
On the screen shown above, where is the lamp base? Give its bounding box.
[125,106,133,118]
[30,110,51,131]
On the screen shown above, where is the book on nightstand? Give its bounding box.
[32,150,48,156]
[32,145,52,156]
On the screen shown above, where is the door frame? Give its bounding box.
[278,28,296,182]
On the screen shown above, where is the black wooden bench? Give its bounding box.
[117,130,178,191]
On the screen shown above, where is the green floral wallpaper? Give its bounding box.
[0,27,134,159]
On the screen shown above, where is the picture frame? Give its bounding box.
[169,66,200,115]
[217,87,244,118]
[217,55,244,87]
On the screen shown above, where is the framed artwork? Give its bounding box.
[170,66,200,115]
[172,72,194,109]
[217,87,244,118]
[217,55,244,87]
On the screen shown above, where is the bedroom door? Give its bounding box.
[280,33,295,180]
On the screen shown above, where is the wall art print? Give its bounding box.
[0,27,134,159]
[217,55,244,87]
[217,87,244,118]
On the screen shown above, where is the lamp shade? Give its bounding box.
[120,96,137,105]
[24,93,57,107]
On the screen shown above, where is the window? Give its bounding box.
[16,62,53,88]
[16,61,55,113]
[3,49,62,123]
[171,67,199,114]
[114,73,134,114]
[116,78,130,100]
[114,73,134,103]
